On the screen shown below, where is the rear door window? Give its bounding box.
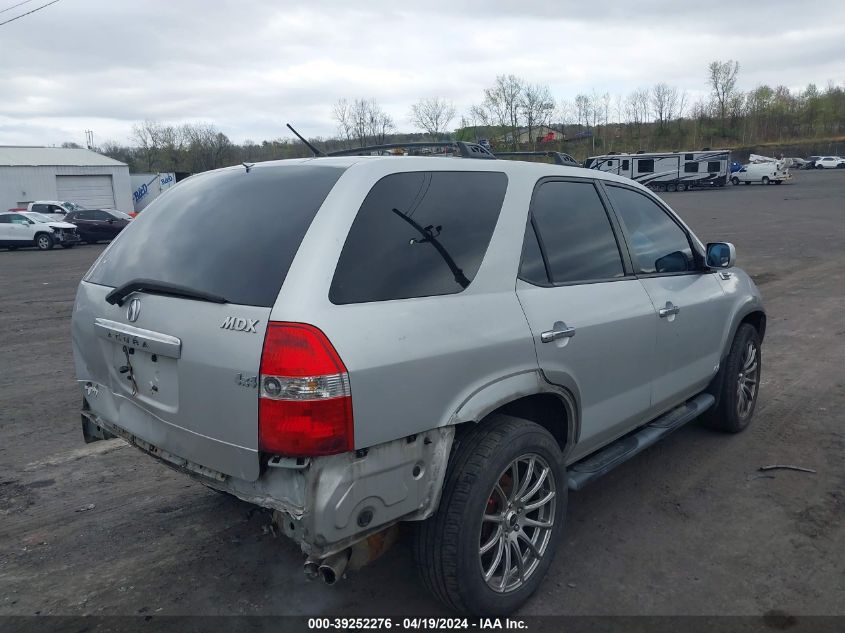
[527,180,624,284]
[330,171,507,304]
[85,163,345,307]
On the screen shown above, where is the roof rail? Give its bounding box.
[327,141,495,160]
[493,151,581,167]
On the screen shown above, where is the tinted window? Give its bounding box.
[707,161,721,172]
[85,164,345,307]
[637,159,654,173]
[685,154,694,160]
[0,215,9,224]
[684,162,699,173]
[31,204,48,213]
[606,160,615,167]
[518,220,548,286]
[93,210,112,221]
[605,185,694,274]
[622,159,630,170]
[530,180,624,284]
[330,171,507,304]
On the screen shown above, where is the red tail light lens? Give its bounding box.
[258,322,353,456]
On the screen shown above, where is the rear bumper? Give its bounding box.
[80,406,454,558]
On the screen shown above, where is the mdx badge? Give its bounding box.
[127,298,141,322]
[221,316,259,333]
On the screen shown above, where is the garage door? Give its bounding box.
[56,175,116,209]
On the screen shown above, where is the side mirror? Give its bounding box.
[706,242,736,268]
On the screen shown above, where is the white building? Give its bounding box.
[0,146,132,213]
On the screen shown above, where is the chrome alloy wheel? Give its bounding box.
[479,454,556,593]
[737,341,759,418]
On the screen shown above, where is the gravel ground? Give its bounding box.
[0,169,842,618]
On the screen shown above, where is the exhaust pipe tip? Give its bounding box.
[319,564,339,585]
[303,559,320,580]
[317,550,350,585]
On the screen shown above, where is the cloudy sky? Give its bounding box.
[2,0,844,147]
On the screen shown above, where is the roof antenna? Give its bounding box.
[286,123,325,157]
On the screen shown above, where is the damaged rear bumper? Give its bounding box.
[81,408,453,558]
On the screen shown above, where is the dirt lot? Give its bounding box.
[1,170,843,618]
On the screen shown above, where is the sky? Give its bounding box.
[1,0,844,147]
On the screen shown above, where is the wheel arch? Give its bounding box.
[707,306,766,407]
[450,370,579,460]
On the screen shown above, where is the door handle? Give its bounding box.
[541,325,576,343]
[658,302,681,318]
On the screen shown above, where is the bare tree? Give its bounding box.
[132,120,164,172]
[410,97,457,141]
[521,84,555,149]
[708,59,740,135]
[574,94,591,129]
[332,98,355,148]
[483,75,525,149]
[626,89,650,147]
[651,83,679,130]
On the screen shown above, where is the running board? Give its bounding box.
[567,393,715,491]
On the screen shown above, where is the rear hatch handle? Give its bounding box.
[105,278,229,307]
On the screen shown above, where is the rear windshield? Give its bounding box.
[85,163,345,307]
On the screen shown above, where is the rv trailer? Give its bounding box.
[584,150,730,191]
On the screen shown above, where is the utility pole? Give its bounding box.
[85,130,94,149]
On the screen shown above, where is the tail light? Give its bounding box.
[258,322,353,457]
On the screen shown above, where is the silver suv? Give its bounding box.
[71,151,765,615]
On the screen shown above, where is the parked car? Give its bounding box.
[72,155,765,615]
[24,200,86,220]
[814,156,845,169]
[0,210,77,250]
[786,157,807,169]
[20,211,81,248]
[64,208,131,243]
[731,162,791,185]
[803,156,821,169]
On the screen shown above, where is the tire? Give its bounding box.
[35,233,54,250]
[657,184,666,192]
[775,180,782,185]
[667,183,677,192]
[762,176,770,185]
[744,181,749,185]
[702,323,762,433]
[414,415,566,615]
[731,177,739,186]
[816,164,824,169]
[677,182,687,192]
[61,243,75,249]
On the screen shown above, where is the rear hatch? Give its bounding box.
[71,162,346,481]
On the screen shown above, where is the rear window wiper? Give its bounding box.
[105,278,229,306]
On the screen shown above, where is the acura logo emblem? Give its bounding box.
[126,298,141,322]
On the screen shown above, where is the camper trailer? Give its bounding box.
[584,150,730,191]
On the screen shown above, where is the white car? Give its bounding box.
[26,200,87,220]
[814,156,845,169]
[0,211,81,250]
[730,162,791,185]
